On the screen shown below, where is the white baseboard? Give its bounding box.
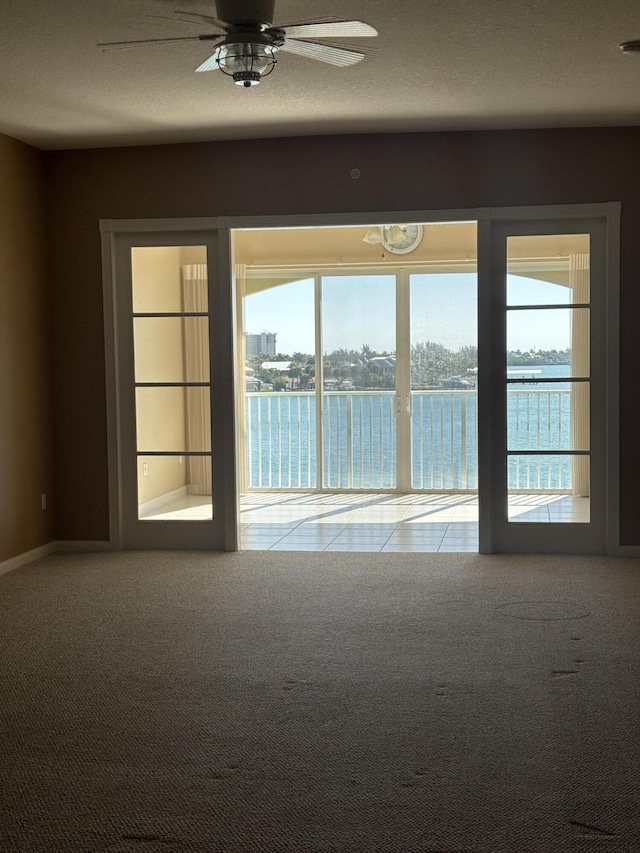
[0,542,58,577]
[138,486,188,518]
[0,540,118,578]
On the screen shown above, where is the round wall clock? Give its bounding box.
[381,224,424,254]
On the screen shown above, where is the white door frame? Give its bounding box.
[101,202,621,554]
[101,224,236,550]
[477,211,615,554]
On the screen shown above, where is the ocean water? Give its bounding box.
[246,364,576,491]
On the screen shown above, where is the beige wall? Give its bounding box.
[137,454,186,508]
[42,128,640,543]
[0,133,54,561]
[234,222,478,269]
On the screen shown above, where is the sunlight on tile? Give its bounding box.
[238,492,588,552]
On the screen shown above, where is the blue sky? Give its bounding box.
[244,273,576,356]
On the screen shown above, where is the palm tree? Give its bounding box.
[290,366,304,389]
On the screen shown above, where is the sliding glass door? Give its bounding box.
[321,275,398,489]
[409,271,478,491]
[239,262,479,497]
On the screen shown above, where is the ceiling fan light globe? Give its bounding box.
[362,227,383,245]
[217,41,278,85]
[386,225,406,243]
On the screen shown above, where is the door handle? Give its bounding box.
[396,395,412,414]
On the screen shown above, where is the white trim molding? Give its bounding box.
[0,541,119,579]
[138,486,188,519]
[100,202,622,556]
[0,542,58,577]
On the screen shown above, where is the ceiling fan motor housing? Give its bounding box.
[215,0,276,27]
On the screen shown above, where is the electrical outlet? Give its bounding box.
[41,493,47,510]
[143,463,148,476]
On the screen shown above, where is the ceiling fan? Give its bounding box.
[99,0,378,87]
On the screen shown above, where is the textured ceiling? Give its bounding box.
[2,0,640,150]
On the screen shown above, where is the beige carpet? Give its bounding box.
[1,550,639,852]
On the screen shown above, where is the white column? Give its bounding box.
[182,263,212,496]
[234,264,248,494]
[569,253,589,496]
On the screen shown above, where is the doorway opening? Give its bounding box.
[233,221,481,551]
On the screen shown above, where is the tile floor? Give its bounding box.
[142,492,589,552]
[240,492,590,552]
[239,493,479,552]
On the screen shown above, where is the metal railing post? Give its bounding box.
[461,393,467,489]
[346,393,353,489]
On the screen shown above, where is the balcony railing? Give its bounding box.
[245,389,573,491]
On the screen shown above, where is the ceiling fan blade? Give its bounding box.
[273,15,352,28]
[279,20,377,39]
[195,51,222,72]
[99,36,206,50]
[148,11,228,30]
[280,38,371,67]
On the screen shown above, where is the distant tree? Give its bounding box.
[411,342,456,388]
[289,366,302,389]
[409,342,476,389]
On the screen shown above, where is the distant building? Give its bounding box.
[369,355,396,372]
[245,332,277,356]
[260,361,291,371]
